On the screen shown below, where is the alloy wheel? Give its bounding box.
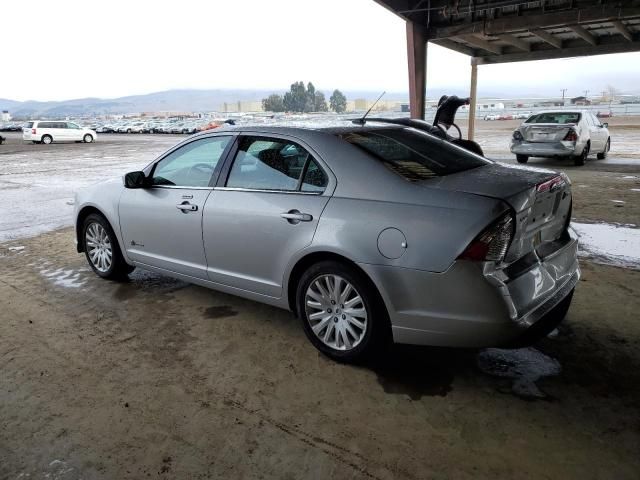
[85,222,113,273]
[305,274,368,351]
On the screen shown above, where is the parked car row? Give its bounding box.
[484,112,532,121]
[89,119,234,135]
[0,122,25,132]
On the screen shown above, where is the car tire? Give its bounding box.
[597,138,610,160]
[296,260,390,363]
[83,134,94,143]
[82,213,135,280]
[516,154,528,163]
[41,135,53,145]
[574,143,589,166]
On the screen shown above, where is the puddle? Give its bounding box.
[204,305,238,319]
[127,269,187,293]
[113,283,137,301]
[370,347,457,400]
[477,348,561,399]
[572,222,640,269]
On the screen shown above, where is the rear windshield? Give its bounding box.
[526,112,581,124]
[24,122,33,128]
[338,128,490,181]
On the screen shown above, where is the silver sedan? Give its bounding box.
[510,110,610,166]
[74,124,579,362]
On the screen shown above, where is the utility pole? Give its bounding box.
[583,90,589,98]
[560,88,567,105]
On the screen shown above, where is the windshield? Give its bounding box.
[526,112,581,124]
[338,127,491,181]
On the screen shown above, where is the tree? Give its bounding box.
[306,82,316,112]
[330,89,347,113]
[283,81,309,113]
[314,91,328,112]
[262,94,285,112]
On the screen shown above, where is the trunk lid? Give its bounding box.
[520,123,575,142]
[428,162,573,263]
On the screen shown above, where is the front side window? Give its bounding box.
[152,136,231,187]
[67,122,80,129]
[226,136,312,191]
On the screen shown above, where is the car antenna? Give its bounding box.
[352,91,386,125]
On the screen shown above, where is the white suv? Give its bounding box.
[23,121,97,144]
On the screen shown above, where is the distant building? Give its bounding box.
[351,99,404,112]
[1,111,10,122]
[219,101,263,113]
[571,96,591,106]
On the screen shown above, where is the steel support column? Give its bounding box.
[406,21,427,119]
[468,58,478,141]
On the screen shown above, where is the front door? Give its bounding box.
[119,135,233,279]
[66,122,83,141]
[202,135,332,297]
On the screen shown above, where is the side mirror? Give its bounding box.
[602,122,609,128]
[124,171,148,189]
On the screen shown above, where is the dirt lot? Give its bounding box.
[1,123,639,479]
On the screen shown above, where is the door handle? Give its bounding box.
[280,210,313,224]
[176,202,198,212]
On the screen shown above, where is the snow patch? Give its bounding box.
[8,246,25,251]
[572,222,640,269]
[39,267,87,288]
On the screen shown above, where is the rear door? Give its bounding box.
[119,134,234,279]
[587,113,605,151]
[202,134,334,297]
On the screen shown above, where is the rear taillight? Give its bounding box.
[32,128,36,134]
[512,130,523,141]
[458,212,515,262]
[536,175,566,193]
[563,130,578,142]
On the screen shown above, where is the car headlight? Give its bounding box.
[512,130,523,141]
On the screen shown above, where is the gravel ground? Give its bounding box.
[1,122,639,479]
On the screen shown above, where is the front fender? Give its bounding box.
[74,179,128,262]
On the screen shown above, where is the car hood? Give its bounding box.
[426,162,558,211]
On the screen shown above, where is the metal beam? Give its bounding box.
[475,37,640,64]
[430,39,476,56]
[529,28,563,49]
[612,20,634,41]
[429,6,640,39]
[498,34,531,51]
[407,20,427,119]
[569,24,597,45]
[456,34,503,55]
[468,59,478,141]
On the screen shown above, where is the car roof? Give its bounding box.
[196,123,405,141]
[533,110,586,115]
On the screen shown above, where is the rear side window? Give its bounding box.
[301,160,328,192]
[339,128,490,181]
[227,136,319,192]
[39,122,52,128]
[526,112,581,124]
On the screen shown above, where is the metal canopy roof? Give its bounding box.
[375,0,640,64]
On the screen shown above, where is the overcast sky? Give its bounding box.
[4,0,640,101]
